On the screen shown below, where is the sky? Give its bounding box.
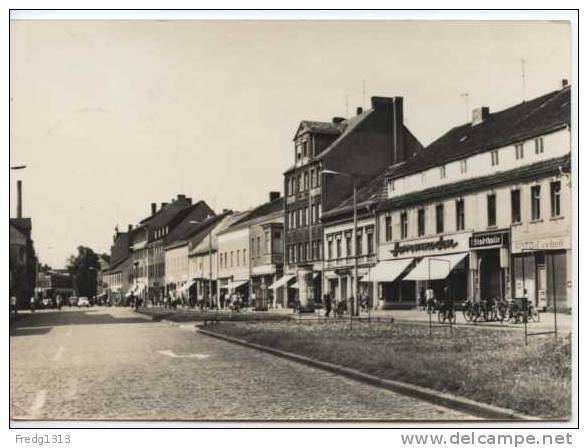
[9,19,571,268]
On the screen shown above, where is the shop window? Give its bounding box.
[417,208,426,236]
[550,181,561,217]
[515,143,524,160]
[385,215,393,241]
[400,212,408,240]
[535,137,544,154]
[456,199,465,231]
[487,194,496,227]
[436,204,444,234]
[511,189,521,223]
[531,185,541,220]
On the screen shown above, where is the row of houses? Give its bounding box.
[100,82,572,311]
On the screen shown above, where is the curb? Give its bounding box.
[198,327,538,421]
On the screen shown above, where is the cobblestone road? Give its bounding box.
[10,307,474,421]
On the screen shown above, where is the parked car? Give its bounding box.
[68,296,78,307]
[78,297,90,307]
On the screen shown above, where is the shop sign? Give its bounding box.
[389,234,469,258]
[512,237,569,253]
[469,231,509,249]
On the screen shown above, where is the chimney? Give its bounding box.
[332,117,345,124]
[356,107,363,115]
[128,224,133,232]
[472,107,490,126]
[151,203,157,215]
[17,180,22,218]
[269,191,281,202]
[161,202,168,210]
[562,79,569,88]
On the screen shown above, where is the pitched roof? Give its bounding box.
[139,199,193,227]
[377,154,570,212]
[296,120,345,138]
[386,86,571,180]
[314,110,372,161]
[321,168,389,221]
[224,196,284,231]
[163,202,216,246]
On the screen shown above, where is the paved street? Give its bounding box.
[10,307,473,421]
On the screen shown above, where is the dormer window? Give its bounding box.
[302,140,308,158]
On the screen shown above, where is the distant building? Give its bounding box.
[9,180,37,308]
[35,269,74,301]
[129,195,214,305]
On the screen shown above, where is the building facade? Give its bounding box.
[35,269,75,301]
[284,96,422,310]
[373,84,571,309]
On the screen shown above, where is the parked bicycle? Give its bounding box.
[437,301,456,325]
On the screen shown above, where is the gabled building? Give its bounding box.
[102,225,134,305]
[374,83,571,309]
[283,97,423,310]
[129,194,214,305]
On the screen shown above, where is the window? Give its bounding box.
[317,202,322,219]
[388,179,395,194]
[302,141,308,158]
[265,231,271,253]
[460,159,468,174]
[385,216,392,241]
[257,237,261,256]
[297,209,301,228]
[356,234,363,256]
[550,181,561,217]
[417,208,426,236]
[367,232,374,255]
[251,238,256,256]
[230,251,234,267]
[491,150,499,166]
[511,189,521,223]
[336,238,342,259]
[328,240,333,260]
[243,249,247,265]
[316,169,321,186]
[400,212,408,239]
[456,199,465,231]
[487,194,496,227]
[298,243,303,262]
[531,185,541,220]
[439,165,446,179]
[297,174,302,192]
[316,240,322,260]
[436,204,444,234]
[306,242,310,261]
[345,234,352,258]
[310,168,315,188]
[303,172,308,190]
[515,143,524,160]
[236,250,240,266]
[535,137,544,154]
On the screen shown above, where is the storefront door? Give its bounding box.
[480,249,502,301]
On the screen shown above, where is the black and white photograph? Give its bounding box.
[8,8,578,435]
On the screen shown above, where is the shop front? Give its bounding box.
[469,229,511,303]
[511,232,571,309]
[376,232,472,308]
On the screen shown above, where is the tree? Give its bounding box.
[66,246,100,298]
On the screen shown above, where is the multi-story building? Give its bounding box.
[373,83,571,309]
[187,211,239,307]
[35,269,75,301]
[129,195,214,305]
[283,97,423,310]
[164,212,229,305]
[9,181,37,308]
[102,225,133,305]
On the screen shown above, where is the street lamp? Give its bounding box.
[321,169,363,324]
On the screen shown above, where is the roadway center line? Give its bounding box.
[27,389,47,419]
[53,345,64,361]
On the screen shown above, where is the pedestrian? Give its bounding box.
[419,287,426,311]
[10,295,17,315]
[29,296,36,313]
[56,295,62,311]
[324,293,332,317]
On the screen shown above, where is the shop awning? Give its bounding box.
[229,280,249,290]
[403,253,468,281]
[269,274,295,289]
[363,259,414,283]
[178,280,195,293]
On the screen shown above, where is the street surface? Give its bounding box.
[10,307,472,421]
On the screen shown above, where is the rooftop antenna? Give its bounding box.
[460,92,470,123]
[362,80,366,109]
[521,59,526,103]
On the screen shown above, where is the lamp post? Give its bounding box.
[321,169,364,324]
